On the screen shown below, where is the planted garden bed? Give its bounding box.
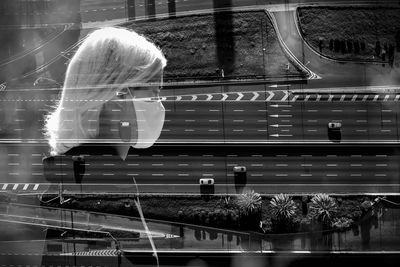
[39,192,389,235]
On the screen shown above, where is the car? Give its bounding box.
[328,122,342,131]
[199,178,214,185]
[233,166,246,172]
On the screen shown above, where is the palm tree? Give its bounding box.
[309,193,338,226]
[237,190,262,216]
[236,190,262,230]
[269,193,297,224]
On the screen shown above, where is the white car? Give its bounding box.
[233,166,246,172]
[328,122,342,131]
[199,178,214,185]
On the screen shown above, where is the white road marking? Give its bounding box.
[23,184,29,190]
[33,184,39,190]
[13,184,18,190]
[251,92,259,101]
[2,184,8,190]
[266,92,275,101]
[281,91,289,101]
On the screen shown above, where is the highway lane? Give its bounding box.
[0,145,399,194]
[1,88,400,143]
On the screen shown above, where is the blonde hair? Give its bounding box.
[44,27,167,156]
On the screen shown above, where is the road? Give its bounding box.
[2,87,400,143]
[1,144,399,194]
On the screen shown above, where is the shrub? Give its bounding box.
[309,193,338,226]
[375,40,381,56]
[332,217,354,230]
[360,41,366,51]
[340,40,347,54]
[347,40,353,53]
[334,39,341,52]
[354,40,360,54]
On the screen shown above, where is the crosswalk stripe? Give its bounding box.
[12,184,18,190]
[1,184,8,190]
[33,184,39,191]
[23,184,29,190]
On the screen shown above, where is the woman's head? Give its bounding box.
[45,27,167,156]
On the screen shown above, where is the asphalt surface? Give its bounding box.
[2,88,400,194]
[1,145,400,194]
[2,88,400,143]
